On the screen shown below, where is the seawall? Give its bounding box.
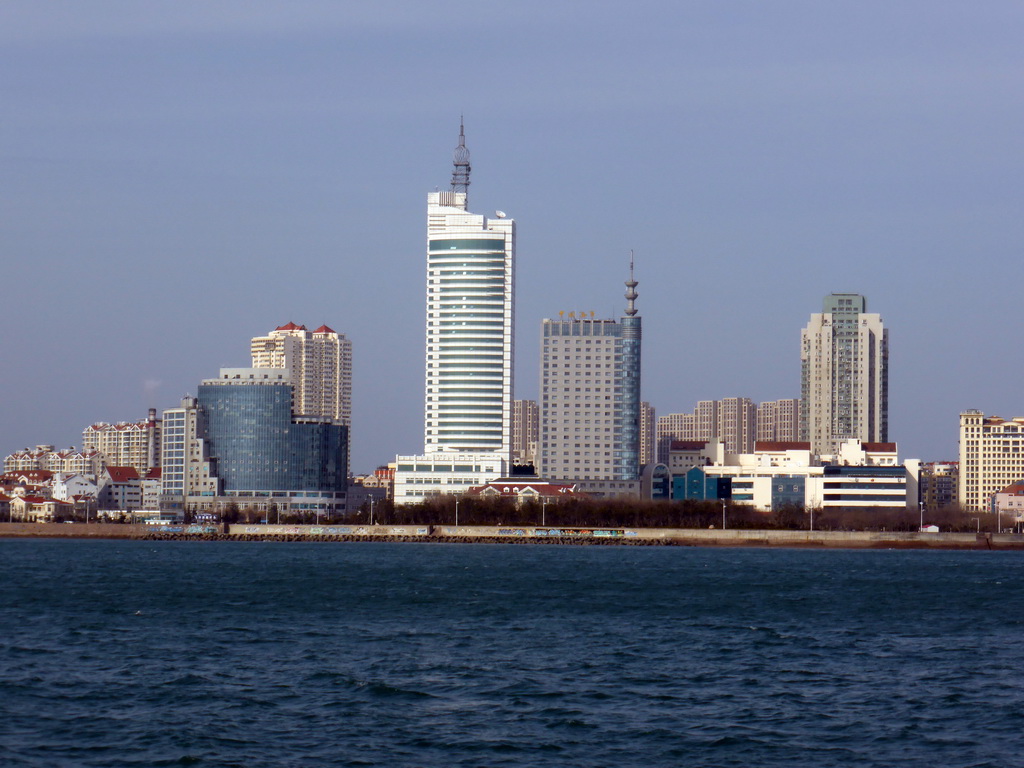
[2,522,1021,550]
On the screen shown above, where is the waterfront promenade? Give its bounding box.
[2,522,1023,550]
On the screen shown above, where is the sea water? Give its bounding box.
[1,540,1021,767]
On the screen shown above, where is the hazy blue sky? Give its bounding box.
[2,1,1022,473]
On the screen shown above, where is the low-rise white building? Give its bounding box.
[393,453,508,505]
[674,439,919,512]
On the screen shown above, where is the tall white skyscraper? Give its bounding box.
[423,121,515,457]
[800,293,888,455]
[393,122,515,504]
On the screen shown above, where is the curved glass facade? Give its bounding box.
[198,382,347,493]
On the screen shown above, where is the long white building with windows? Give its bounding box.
[394,122,515,504]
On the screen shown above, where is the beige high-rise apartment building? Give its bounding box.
[251,322,352,427]
[800,294,888,455]
[657,397,758,459]
[82,409,161,474]
[958,411,1024,511]
[717,397,756,454]
[656,412,696,464]
[757,398,801,443]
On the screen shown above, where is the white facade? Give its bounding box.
[677,439,915,511]
[159,396,219,511]
[958,411,1024,511]
[800,294,888,455]
[50,473,99,503]
[4,446,103,476]
[393,452,507,503]
[393,125,515,504]
[423,190,514,456]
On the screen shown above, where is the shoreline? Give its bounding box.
[1,522,1021,550]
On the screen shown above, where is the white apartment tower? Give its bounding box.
[423,121,515,457]
[801,294,888,456]
[250,322,352,427]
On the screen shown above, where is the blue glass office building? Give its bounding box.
[197,376,348,500]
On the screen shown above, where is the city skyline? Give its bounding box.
[3,3,1022,472]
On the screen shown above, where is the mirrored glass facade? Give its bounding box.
[198,382,347,494]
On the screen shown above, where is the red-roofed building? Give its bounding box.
[250,322,352,473]
[98,466,143,511]
[466,479,578,504]
[10,494,74,522]
[82,409,161,474]
[994,481,1024,528]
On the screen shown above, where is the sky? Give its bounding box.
[2,1,1022,473]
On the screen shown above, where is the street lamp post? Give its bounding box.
[721,499,726,531]
[542,497,548,527]
[919,500,924,531]
[455,496,459,527]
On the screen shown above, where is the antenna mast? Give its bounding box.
[451,117,471,202]
[624,251,639,316]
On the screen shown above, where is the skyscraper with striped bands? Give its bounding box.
[424,189,514,457]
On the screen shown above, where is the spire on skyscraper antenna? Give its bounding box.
[624,251,639,316]
[451,116,471,200]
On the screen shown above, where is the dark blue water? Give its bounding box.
[2,541,1022,767]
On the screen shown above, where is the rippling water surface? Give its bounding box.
[2,540,1022,767]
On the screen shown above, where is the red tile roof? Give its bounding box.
[16,470,53,482]
[276,321,308,331]
[105,466,141,483]
[755,441,811,452]
[313,324,336,334]
[862,442,897,452]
